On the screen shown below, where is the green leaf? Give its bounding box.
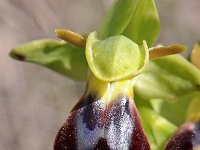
[138,106,176,150]
[99,0,160,47]
[135,55,200,101]
[10,39,88,81]
[86,32,149,81]
[149,93,195,125]
[150,92,200,126]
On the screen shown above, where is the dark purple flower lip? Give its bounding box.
[54,94,150,150]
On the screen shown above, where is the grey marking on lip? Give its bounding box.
[76,98,134,150]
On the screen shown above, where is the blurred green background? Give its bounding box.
[0,0,200,149]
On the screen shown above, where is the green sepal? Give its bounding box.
[135,55,200,101]
[98,0,139,39]
[186,92,200,122]
[149,92,200,126]
[138,107,177,150]
[134,95,177,150]
[123,0,160,46]
[134,54,200,125]
[86,32,149,81]
[10,39,88,81]
[98,0,160,47]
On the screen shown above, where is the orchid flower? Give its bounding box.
[10,0,200,149]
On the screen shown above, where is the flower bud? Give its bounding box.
[165,121,200,150]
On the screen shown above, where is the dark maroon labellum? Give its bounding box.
[54,95,150,150]
[165,121,200,150]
